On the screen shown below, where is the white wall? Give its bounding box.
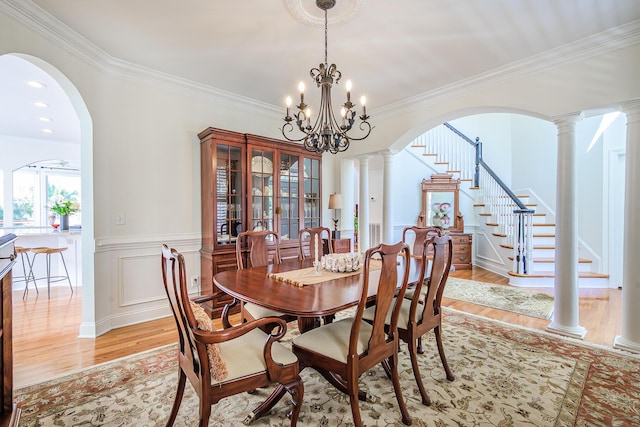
[2,4,639,335]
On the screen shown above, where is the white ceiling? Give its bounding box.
[1,0,640,144]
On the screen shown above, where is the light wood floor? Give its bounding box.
[12,267,622,388]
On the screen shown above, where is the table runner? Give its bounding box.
[268,259,382,287]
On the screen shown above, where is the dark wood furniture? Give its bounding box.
[213,257,426,334]
[298,227,332,261]
[0,234,20,426]
[331,238,351,254]
[292,242,413,427]
[417,173,472,270]
[235,230,294,324]
[161,245,303,427]
[383,235,455,406]
[199,128,322,314]
[401,226,443,256]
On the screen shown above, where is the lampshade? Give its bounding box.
[328,193,343,210]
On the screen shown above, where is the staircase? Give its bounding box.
[408,123,609,288]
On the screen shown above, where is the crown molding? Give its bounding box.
[0,0,280,114]
[2,1,639,118]
[377,19,640,119]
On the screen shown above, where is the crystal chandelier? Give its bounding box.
[281,0,372,154]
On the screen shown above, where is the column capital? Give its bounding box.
[619,98,640,122]
[551,112,583,129]
[378,149,398,159]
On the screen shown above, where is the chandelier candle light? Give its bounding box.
[282,0,372,154]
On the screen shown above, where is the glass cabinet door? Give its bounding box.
[215,144,243,246]
[303,157,321,229]
[279,153,300,242]
[249,149,274,233]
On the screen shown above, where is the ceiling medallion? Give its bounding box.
[283,0,366,27]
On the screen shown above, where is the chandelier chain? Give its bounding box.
[281,1,373,154]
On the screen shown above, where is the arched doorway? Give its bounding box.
[0,53,95,337]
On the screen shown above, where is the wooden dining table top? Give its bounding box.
[213,256,426,318]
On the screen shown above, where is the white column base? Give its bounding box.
[613,335,640,354]
[546,322,587,340]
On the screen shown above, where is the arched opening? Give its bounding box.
[0,53,95,337]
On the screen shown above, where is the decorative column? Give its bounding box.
[546,113,586,339]
[358,156,371,253]
[614,99,640,353]
[381,150,396,244]
[340,158,356,241]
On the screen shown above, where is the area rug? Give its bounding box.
[443,277,554,319]
[15,309,639,426]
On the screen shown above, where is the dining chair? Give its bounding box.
[161,244,303,427]
[401,225,443,257]
[364,234,455,406]
[292,241,413,427]
[235,230,294,323]
[298,226,332,261]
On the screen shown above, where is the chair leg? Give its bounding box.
[198,398,211,427]
[388,353,412,426]
[58,251,74,293]
[247,384,286,423]
[346,367,363,427]
[416,336,425,354]
[165,370,187,427]
[285,377,304,426]
[46,253,52,299]
[434,325,455,381]
[408,338,431,406]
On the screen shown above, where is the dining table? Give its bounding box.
[213,255,426,333]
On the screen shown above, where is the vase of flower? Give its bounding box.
[60,214,69,231]
[50,198,80,231]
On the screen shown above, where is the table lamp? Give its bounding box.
[328,193,343,239]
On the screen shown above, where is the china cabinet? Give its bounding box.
[417,173,472,270]
[199,128,322,311]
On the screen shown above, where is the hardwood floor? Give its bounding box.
[12,267,622,388]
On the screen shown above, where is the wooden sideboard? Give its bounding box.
[0,234,20,426]
[332,238,351,254]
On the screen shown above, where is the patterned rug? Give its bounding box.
[15,309,639,426]
[443,277,554,319]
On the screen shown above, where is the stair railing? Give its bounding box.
[411,123,534,274]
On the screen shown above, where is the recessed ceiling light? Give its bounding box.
[42,128,54,134]
[34,102,49,108]
[27,80,46,88]
[39,117,53,122]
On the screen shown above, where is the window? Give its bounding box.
[4,160,81,229]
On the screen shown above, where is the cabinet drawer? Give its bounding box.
[453,244,470,254]
[332,239,351,253]
[452,235,470,244]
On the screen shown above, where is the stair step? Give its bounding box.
[474,203,485,207]
[508,257,592,263]
[500,244,555,250]
[411,144,426,148]
[507,271,609,279]
[533,233,555,238]
[533,223,555,227]
[469,186,479,190]
[422,153,437,156]
[479,213,492,217]
[434,162,448,165]
[461,178,473,182]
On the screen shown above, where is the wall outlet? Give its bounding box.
[190,275,200,289]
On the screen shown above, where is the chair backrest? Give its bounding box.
[298,226,332,260]
[236,230,281,269]
[161,244,207,387]
[352,241,410,360]
[411,234,453,322]
[401,226,443,256]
